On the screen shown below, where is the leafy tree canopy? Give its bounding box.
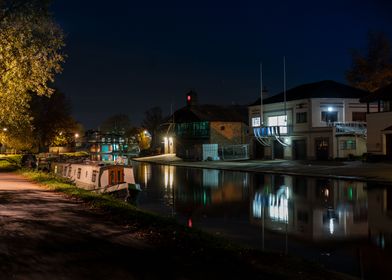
[142,106,163,135]
[100,114,133,134]
[0,0,65,130]
[346,31,392,92]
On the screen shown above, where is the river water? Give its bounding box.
[130,161,392,278]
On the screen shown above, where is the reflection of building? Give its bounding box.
[251,174,368,240]
[367,186,392,249]
[360,83,392,159]
[249,80,378,159]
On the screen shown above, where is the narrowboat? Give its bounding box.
[51,161,141,196]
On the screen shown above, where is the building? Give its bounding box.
[360,83,392,159]
[165,91,249,160]
[249,80,378,160]
[85,130,140,162]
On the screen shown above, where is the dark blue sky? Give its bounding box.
[51,0,392,129]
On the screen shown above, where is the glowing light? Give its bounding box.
[75,133,79,138]
[188,218,193,228]
[329,218,334,234]
[327,107,333,112]
[187,95,191,102]
[2,127,7,131]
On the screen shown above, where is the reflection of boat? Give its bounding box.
[51,162,141,197]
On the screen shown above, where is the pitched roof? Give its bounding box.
[172,105,248,124]
[250,80,369,106]
[360,83,392,103]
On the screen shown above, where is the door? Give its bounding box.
[253,139,265,159]
[293,139,307,160]
[273,140,284,159]
[386,134,392,159]
[315,138,329,160]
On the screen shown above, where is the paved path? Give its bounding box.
[0,172,157,279]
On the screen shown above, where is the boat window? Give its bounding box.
[92,170,98,182]
[77,168,81,179]
[110,171,114,184]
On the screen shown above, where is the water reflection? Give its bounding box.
[250,175,368,240]
[133,161,392,277]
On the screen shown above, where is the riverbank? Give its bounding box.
[133,154,392,183]
[0,165,354,279]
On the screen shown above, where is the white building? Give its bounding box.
[249,80,378,160]
[361,83,392,159]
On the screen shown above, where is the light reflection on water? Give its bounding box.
[132,161,392,278]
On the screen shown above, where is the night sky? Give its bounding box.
[51,0,392,129]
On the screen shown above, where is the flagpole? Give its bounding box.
[260,62,263,126]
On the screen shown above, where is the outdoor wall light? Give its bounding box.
[327,107,333,112]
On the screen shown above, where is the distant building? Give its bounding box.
[85,130,139,162]
[163,91,249,160]
[360,83,392,159]
[249,80,378,160]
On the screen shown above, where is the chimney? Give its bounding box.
[186,90,198,107]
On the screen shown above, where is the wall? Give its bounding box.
[210,121,248,146]
[367,111,392,154]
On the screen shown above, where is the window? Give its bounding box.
[77,168,81,179]
[340,140,356,150]
[321,111,338,123]
[268,115,287,134]
[117,170,122,182]
[352,112,366,122]
[252,117,261,127]
[110,171,114,184]
[68,167,72,177]
[296,112,307,123]
[92,170,98,182]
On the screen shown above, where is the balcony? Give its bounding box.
[334,122,367,137]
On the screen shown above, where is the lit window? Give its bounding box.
[321,111,338,123]
[252,117,261,127]
[268,115,287,134]
[340,140,356,150]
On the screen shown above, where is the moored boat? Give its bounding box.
[50,161,141,197]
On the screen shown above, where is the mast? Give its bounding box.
[283,56,287,121]
[260,62,264,126]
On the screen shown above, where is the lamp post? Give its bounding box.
[74,133,79,151]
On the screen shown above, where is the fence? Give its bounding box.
[219,144,249,160]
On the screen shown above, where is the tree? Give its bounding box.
[142,106,163,148]
[100,114,133,133]
[30,89,81,151]
[0,0,65,132]
[346,31,392,92]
